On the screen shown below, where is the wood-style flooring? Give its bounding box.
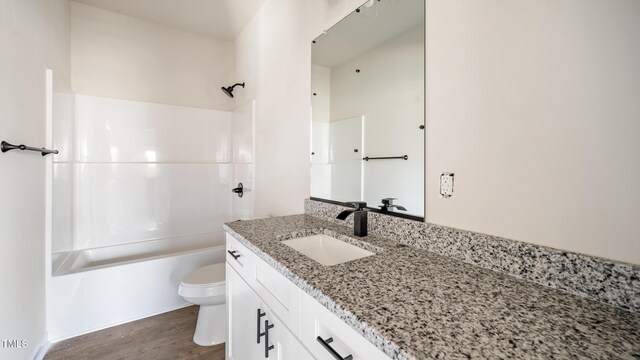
[44,306,225,360]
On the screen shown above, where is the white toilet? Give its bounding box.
[178,263,226,346]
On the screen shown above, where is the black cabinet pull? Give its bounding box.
[264,320,274,358]
[317,336,353,360]
[227,250,241,260]
[257,309,266,344]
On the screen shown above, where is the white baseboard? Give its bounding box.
[30,332,50,360]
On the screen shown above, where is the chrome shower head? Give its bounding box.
[221,82,245,98]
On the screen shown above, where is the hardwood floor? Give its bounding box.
[44,306,225,360]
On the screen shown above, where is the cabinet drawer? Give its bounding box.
[226,233,255,280]
[225,232,301,336]
[300,292,390,360]
[251,254,302,336]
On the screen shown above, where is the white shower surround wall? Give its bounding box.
[48,94,254,341]
[53,95,234,252]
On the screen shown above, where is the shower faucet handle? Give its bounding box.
[232,183,244,198]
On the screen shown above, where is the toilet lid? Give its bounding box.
[181,263,225,288]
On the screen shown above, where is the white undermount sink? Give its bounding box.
[281,234,375,266]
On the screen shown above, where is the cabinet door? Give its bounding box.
[262,312,315,360]
[251,255,302,336]
[227,263,263,360]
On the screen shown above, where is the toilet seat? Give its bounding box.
[179,263,225,298]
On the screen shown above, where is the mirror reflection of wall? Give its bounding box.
[311,0,425,217]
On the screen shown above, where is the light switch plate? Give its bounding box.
[440,173,454,198]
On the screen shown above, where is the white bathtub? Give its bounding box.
[47,232,226,341]
[52,232,224,275]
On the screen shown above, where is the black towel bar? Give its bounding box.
[1,141,58,156]
[363,155,408,161]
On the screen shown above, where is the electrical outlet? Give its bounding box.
[440,173,454,198]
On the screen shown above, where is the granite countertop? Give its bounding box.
[223,215,640,360]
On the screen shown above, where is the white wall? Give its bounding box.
[310,122,331,199]
[231,100,256,220]
[311,64,331,124]
[233,0,363,218]
[234,0,312,217]
[46,0,72,91]
[0,0,70,358]
[329,116,363,202]
[311,122,330,165]
[310,65,332,199]
[70,2,235,111]
[426,0,640,264]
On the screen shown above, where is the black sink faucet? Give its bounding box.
[336,201,368,237]
[379,198,407,212]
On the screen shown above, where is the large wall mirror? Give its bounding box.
[310,0,425,219]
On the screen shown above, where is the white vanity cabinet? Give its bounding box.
[226,233,311,360]
[226,233,392,360]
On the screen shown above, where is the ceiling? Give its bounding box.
[312,0,424,68]
[72,0,265,40]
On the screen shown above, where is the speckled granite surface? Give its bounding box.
[224,215,640,360]
[305,199,640,313]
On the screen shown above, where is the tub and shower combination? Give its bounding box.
[47,90,254,341]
